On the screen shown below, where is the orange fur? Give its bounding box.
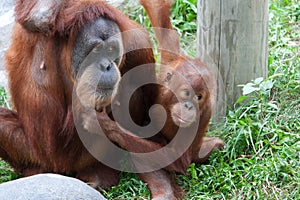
[0,0,156,189]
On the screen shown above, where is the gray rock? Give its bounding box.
[0,174,107,200]
[0,0,14,90]
[0,0,15,71]
[0,0,15,13]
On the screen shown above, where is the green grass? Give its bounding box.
[1,0,299,199]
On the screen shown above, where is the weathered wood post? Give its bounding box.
[197,0,269,112]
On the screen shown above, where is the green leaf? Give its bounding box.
[260,80,274,91]
[188,163,198,180]
[254,77,264,85]
[242,83,260,95]
[237,96,248,103]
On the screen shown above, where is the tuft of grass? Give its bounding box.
[100,173,150,199]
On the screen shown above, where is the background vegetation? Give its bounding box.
[0,0,299,199]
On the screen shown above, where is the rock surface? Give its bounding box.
[0,0,14,88]
[0,174,107,200]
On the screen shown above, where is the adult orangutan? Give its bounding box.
[0,0,157,189]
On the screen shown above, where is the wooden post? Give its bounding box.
[197,0,269,110]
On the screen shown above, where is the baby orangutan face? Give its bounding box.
[171,84,204,127]
[157,59,211,138]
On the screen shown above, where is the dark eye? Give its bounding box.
[195,94,202,100]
